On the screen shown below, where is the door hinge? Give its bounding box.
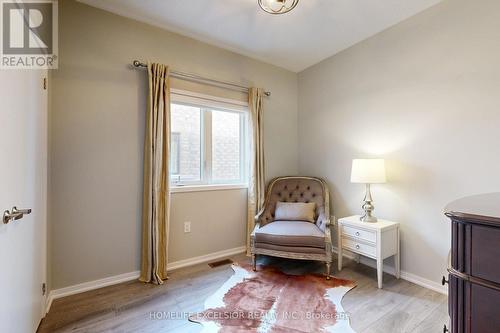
[43,77,47,90]
[42,283,46,296]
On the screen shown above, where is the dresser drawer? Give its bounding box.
[471,224,500,283]
[342,237,376,258]
[342,225,376,243]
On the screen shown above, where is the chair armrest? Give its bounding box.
[323,218,333,255]
[253,221,261,230]
[317,212,332,232]
[254,206,266,226]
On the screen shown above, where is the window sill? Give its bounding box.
[170,184,248,193]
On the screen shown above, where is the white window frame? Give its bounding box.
[170,89,249,192]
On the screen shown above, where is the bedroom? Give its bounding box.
[1,0,499,332]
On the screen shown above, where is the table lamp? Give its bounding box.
[351,159,386,222]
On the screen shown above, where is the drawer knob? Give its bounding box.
[441,276,449,286]
[443,324,449,333]
[355,244,360,249]
[355,231,360,236]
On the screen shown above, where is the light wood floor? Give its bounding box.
[39,254,448,333]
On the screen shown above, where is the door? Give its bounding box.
[0,70,48,332]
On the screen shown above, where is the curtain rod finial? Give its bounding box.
[133,60,146,68]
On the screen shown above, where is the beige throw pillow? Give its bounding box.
[274,202,316,223]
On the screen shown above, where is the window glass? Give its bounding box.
[170,132,180,174]
[170,104,201,183]
[212,110,241,182]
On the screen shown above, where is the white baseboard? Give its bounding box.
[46,270,140,314]
[46,245,445,314]
[46,246,246,314]
[167,246,246,271]
[332,246,447,295]
[398,270,447,295]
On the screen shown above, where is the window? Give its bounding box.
[170,91,248,188]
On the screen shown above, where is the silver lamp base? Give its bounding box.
[360,213,378,223]
[360,184,378,223]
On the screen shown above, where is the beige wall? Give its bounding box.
[298,0,500,284]
[50,0,298,289]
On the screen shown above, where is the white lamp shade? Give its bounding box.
[351,159,386,184]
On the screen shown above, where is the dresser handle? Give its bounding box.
[443,324,449,333]
[355,232,360,236]
[441,276,449,286]
[355,244,360,249]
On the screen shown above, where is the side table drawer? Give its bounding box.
[342,225,376,243]
[342,237,377,258]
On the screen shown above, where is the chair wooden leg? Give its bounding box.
[325,262,331,280]
[251,254,257,271]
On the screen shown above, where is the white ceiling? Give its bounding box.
[78,0,441,72]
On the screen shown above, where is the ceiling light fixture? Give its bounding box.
[258,0,299,15]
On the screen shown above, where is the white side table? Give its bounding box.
[337,215,400,289]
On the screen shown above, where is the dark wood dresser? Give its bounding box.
[444,193,500,333]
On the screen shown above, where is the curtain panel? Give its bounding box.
[140,63,171,284]
[247,87,266,254]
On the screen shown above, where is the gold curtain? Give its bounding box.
[139,63,171,284]
[247,88,266,255]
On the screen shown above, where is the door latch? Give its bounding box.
[2,207,32,224]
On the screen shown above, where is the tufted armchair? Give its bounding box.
[250,176,333,279]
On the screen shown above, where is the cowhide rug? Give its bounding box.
[189,263,356,332]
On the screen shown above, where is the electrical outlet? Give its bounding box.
[330,215,336,225]
[184,221,191,233]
